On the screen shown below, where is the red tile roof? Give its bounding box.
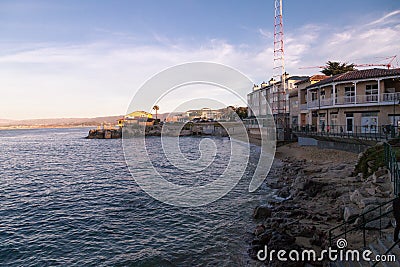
[310,74,330,81]
[294,75,329,85]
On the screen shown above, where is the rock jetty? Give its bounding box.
[86,128,122,139]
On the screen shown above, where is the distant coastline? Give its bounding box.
[0,115,123,131]
[0,125,98,131]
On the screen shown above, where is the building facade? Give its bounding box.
[289,75,330,128]
[304,68,400,133]
[249,68,400,136]
[247,75,308,119]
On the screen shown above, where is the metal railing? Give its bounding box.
[306,93,400,109]
[329,142,400,250]
[371,238,400,267]
[292,124,400,141]
[384,143,400,196]
[383,92,400,102]
[329,199,393,249]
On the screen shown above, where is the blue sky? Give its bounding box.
[1,0,400,119]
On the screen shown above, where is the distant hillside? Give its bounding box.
[0,119,16,124]
[0,115,123,128]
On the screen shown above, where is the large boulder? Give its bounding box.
[350,190,363,205]
[372,170,389,184]
[374,168,388,178]
[253,206,273,219]
[362,204,391,230]
[358,197,380,209]
[254,224,266,236]
[276,186,291,199]
[344,206,360,222]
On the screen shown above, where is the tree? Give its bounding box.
[235,107,248,120]
[152,105,159,120]
[321,61,356,76]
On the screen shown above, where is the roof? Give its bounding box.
[306,68,400,89]
[294,78,310,85]
[310,74,330,81]
[294,74,330,86]
[286,75,309,81]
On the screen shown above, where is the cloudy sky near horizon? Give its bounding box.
[1,0,400,119]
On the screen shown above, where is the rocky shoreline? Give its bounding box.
[248,143,394,266]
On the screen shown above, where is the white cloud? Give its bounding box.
[1,10,400,119]
[367,10,400,26]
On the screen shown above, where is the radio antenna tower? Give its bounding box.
[272,0,287,132]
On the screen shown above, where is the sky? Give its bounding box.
[1,0,400,119]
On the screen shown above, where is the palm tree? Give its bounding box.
[153,105,159,120]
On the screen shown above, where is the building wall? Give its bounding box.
[316,105,400,131]
[289,95,299,127]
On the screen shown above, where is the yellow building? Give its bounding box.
[125,111,153,119]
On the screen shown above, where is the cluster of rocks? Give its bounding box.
[248,153,392,266]
[343,166,393,229]
[87,128,122,139]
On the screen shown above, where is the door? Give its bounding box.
[346,117,354,133]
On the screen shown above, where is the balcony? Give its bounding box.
[307,92,400,109]
[382,92,400,102]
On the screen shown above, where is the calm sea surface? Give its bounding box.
[0,128,274,266]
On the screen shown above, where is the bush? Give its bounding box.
[354,145,385,178]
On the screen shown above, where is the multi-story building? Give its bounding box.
[289,75,330,128]
[304,68,400,133]
[247,75,308,119]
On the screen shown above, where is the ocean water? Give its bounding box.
[0,128,273,266]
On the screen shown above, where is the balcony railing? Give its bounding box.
[344,95,355,104]
[300,104,308,110]
[382,92,400,102]
[292,124,400,140]
[306,93,400,108]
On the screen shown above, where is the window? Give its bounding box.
[361,113,378,133]
[311,92,317,101]
[366,84,378,102]
[344,86,355,104]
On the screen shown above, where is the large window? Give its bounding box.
[344,86,355,104]
[366,84,378,102]
[361,113,378,133]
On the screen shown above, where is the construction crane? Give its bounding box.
[299,55,398,70]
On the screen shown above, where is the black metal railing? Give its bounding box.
[328,199,394,249]
[371,238,400,266]
[292,124,400,141]
[384,142,400,196]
